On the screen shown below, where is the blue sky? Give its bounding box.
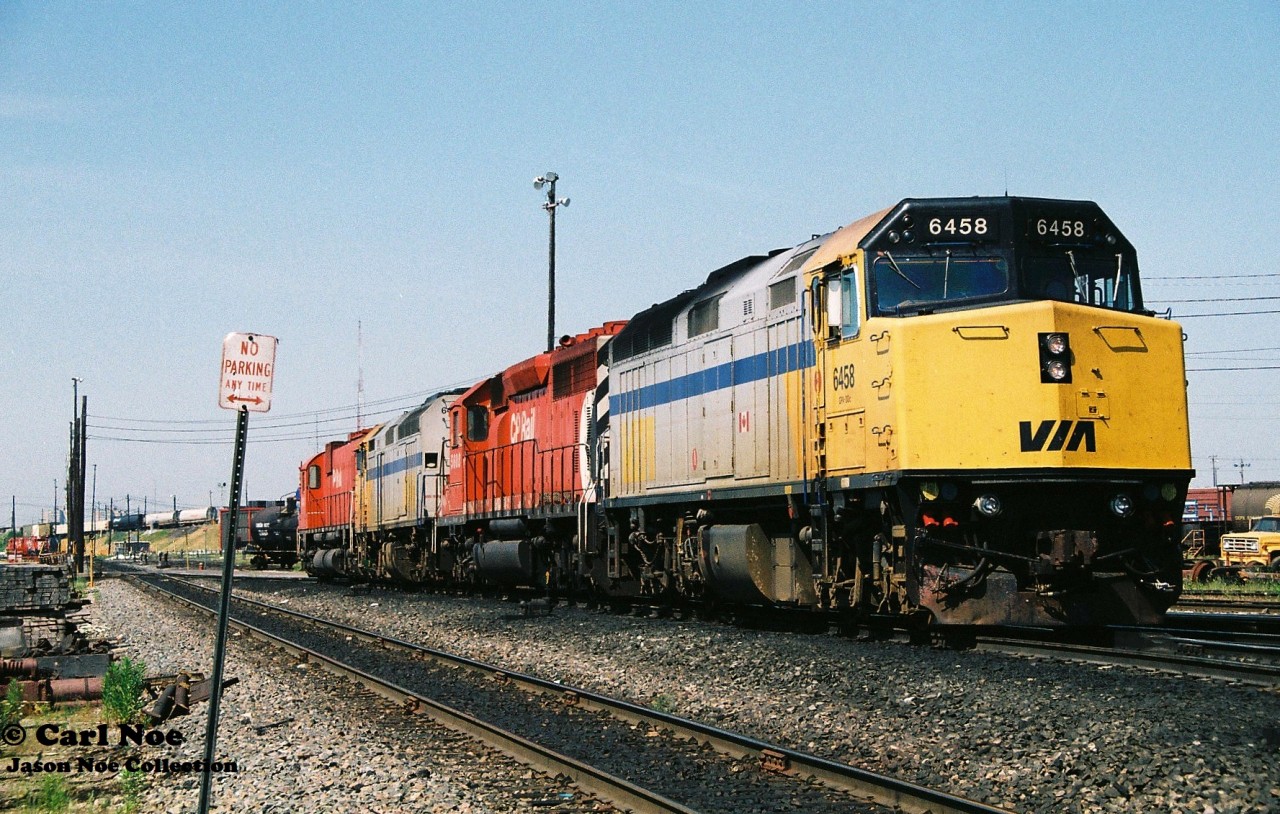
[2,2,1277,524]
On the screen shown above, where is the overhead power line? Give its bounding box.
[1153,272,1280,280]
[1154,296,1280,304]
[1177,309,1280,318]
[1187,347,1280,355]
[94,376,480,428]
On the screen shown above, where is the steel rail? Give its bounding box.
[125,574,698,814]
[973,634,1280,686]
[1174,595,1280,615]
[138,570,1010,814]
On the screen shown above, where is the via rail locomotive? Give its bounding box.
[298,196,1193,628]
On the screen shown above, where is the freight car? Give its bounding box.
[246,497,299,569]
[143,507,216,529]
[297,196,1192,629]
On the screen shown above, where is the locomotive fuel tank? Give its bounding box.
[471,539,535,586]
[699,524,818,605]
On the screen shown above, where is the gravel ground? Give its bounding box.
[85,579,609,813]
[220,580,1280,814]
[153,576,889,814]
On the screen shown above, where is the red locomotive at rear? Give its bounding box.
[299,427,377,576]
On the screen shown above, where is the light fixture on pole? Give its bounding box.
[533,171,570,352]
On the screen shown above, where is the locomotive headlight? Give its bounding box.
[1160,483,1178,502]
[1038,332,1072,384]
[1109,493,1135,518]
[974,494,1003,517]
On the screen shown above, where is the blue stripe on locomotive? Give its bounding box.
[370,451,423,480]
[614,340,815,415]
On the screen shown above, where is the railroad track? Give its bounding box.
[119,566,1009,814]
[965,616,1280,687]
[1173,595,1280,615]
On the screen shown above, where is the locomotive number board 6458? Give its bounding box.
[923,213,999,241]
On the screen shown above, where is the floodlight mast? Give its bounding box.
[534,172,569,352]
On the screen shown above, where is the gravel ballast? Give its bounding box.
[221,580,1280,814]
[87,579,604,813]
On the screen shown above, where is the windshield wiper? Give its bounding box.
[1066,250,1087,301]
[1112,253,1124,303]
[883,251,921,290]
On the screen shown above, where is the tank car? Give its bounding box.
[1229,482,1280,529]
[246,497,299,569]
[109,512,145,532]
[177,507,217,526]
[596,197,1192,627]
[144,511,178,529]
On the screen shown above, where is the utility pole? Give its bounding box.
[90,463,97,557]
[356,320,365,431]
[1210,455,1219,487]
[76,393,87,573]
[533,172,570,352]
[1235,459,1251,485]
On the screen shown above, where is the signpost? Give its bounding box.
[218,333,277,412]
[200,333,277,814]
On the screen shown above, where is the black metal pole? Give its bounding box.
[198,405,248,814]
[77,395,87,572]
[546,178,557,353]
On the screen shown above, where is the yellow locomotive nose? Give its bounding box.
[858,299,1191,474]
[803,197,1192,626]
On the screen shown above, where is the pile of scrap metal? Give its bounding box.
[142,671,239,723]
[0,653,110,703]
[1,659,237,718]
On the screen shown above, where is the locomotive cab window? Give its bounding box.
[1021,252,1141,312]
[466,405,489,441]
[838,267,861,338]
[307,464,320,490]
[871,253,1009,316]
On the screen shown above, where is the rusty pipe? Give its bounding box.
[0,658,38,678]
